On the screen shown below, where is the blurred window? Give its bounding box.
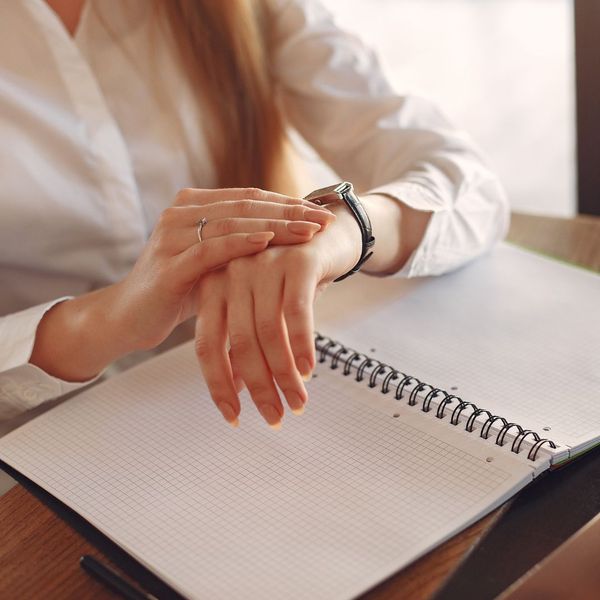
[318,0,575,216]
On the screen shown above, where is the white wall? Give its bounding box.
[310,0,576,216]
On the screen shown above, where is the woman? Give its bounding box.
[0,0,509,434]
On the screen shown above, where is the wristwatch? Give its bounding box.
[304,182,375,282]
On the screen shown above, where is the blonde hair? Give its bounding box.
[156,0,300,194]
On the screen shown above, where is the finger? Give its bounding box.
[173,186,320,208]
[195,291,240,427]
[227,272,285,429]
[254,276,308,415]
[202,200,336,228]
[201,218,321,245]
[282,264,318,382]
[154,204,335,255]
[173,232,275,287]
[165,201,335,230]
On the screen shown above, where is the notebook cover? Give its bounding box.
[434,445,600,599]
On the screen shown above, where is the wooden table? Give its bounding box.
[1,212,599,600]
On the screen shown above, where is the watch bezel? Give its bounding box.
[303,182,353,206]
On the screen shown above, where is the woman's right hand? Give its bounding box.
[29,187,334,383]
[116,187,335,351]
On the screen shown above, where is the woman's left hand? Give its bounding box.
[193,203,362,428]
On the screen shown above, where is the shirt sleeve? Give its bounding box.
[269,0,510,277]
[0,299,98,421]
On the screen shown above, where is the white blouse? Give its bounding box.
[0,0,509,423]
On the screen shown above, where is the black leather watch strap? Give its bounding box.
[304,182,375,281]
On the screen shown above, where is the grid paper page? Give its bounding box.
[316,243,600,453]
[0,342,532,600]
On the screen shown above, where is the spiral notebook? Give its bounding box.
[0,243,598,600]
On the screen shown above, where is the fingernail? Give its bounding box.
[304,208,336,226]
[297,357,312,381]
[286,221,321,235]
[258,404,282,429]
[286,391,306,415]
[218,402,239,427]
[233,376,245,394]
[247,231,275,244]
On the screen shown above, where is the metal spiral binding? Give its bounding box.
[315,333,557,462]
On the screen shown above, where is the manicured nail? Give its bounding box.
[286,391,306,415]
[304,208,336,226]
[296,357,312,381]
[233,376,245,394]
[247,231,275,244]
[286,221,321,235]
[218,402,239,427]
[258,404,282,429]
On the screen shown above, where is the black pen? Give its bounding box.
[79,555,158,600]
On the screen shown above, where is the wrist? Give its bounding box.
[101,280,158,354]
[315,202,362,281]
[306,183,374,282]
[67,284,140,370]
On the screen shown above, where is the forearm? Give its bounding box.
[29,283,135,382]
[360,194,431,275]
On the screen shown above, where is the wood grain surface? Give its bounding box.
[0,482,116,600]
[0,212,598,600]
[508,212,600,271]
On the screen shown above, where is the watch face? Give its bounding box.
[304,182,353,205]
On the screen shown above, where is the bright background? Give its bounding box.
[302,0,575,216]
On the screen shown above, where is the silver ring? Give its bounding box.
[196,217,208,242]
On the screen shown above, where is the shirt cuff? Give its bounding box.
[0,298,100,420]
